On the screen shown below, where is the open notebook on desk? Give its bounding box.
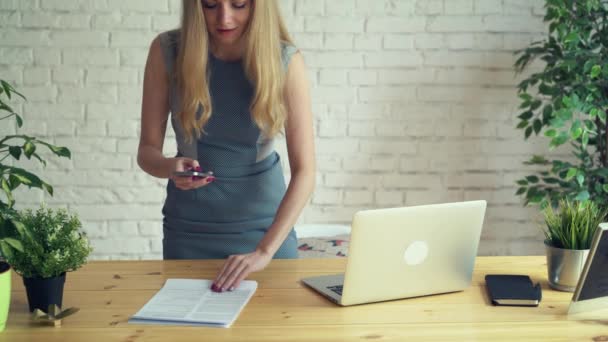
[128,279,257,328]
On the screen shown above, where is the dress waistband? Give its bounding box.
[179,151,281,178]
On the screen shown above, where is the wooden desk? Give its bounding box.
[1,256,607,341]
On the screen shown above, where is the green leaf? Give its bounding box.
[570,120,583,139]
[8,146,21,159]
[518,92,532,102]
[539,83,555,96]
[516,187,527,195]
[539,198,550,210]
[529,194,545,204]
[0,102,15,115]
[23,141,35,158]
[582,131,589,148]
[10,219,28,240]
[37,142,71,158]
[599,110,606,123]
[0,81,12,100]
[566,168,578,180]
[584,119,596,132]
[31,153,47,167]
[527,155,548,165]
[549,22,558,33]
[564,32,578,43]
[557,108,572,121]
[517,180,528,186]
[525,126,533,139]
[543,177,560,184]
[576,174,584,186]
[542,105,553,123]
[8,174,21,190]
[533,119,542,134]
[0,80,25,100]
[1,178,13,208]
[572,93,581,106]
[530,100,542,110]
[42,182,53,196]
[549,117,565,128]
[14,113,23,127]
[590,65,601,78]
[6,167,43,188]
[544,129,557,137]
[526,175,539,183]
[3,238,23,252]
[550,132,569,148]
[518,111,534,120]
[0,241,14,261]
[590,108,599,118]
[603,184,608,193]
[517,120,529,129]
[574,191,590,201]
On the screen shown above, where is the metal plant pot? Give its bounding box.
[545,241,589,292]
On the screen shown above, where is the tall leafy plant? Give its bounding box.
[514,0,608,209]
[0,79,71,259]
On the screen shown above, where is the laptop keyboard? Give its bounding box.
[327,285,343,295]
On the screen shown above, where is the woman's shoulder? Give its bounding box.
[158,29,181,52]
[156,29,181,76]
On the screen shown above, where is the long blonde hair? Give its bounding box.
[176,0,294,143]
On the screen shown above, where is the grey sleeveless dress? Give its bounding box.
[158,29,299,259]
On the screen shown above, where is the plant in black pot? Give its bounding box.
[3,206,93,312]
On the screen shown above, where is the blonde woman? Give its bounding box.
[137,0,315,292]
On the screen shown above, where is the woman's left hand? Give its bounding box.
[212,249,272,292]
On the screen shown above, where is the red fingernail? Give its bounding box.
[207,177,215,182]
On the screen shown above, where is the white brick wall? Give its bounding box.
[0,0,560,259]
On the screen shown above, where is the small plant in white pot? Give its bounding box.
[3,206,93,312]
[542,199,607,291]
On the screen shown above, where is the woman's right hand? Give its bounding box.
[169,157,215,190]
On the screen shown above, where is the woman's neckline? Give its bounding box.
[209,52,242,65]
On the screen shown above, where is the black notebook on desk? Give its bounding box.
[485,275,542,307]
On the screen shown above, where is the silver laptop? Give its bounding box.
[301,200,487,306]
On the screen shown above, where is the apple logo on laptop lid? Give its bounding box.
[404,240,429,266]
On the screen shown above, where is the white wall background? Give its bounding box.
[0,0,565,260]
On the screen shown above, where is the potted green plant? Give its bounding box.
[0,78,71,326]
[513,0,608,208]
[3,206,92,312]
[0,260,9,332]
[0,210,26,333]
[1,79,71,257]
[542,199,607,291]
